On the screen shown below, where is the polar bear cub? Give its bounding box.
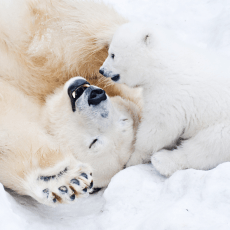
[100,22,230,176]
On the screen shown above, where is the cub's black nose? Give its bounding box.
[88,88,107,106]
[111,74,120,82]
[99,69,104,75]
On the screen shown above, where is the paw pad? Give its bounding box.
[70,194,75,201]
[58,186,68,193]
[70,179,80,185]
[80,173,88,179]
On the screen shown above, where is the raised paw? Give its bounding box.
[151,149,182,177]
[26,158,93,206]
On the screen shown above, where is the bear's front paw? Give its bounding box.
[151,150,181,177]
[26,159,93,206]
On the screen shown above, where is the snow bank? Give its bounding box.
[100,164,230,230]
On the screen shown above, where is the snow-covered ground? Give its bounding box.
[2,0,230,229]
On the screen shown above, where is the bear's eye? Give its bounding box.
[111,53,115,59]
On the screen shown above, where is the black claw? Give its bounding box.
[70,194,75,201]
[89,187,102,194]
[53,198,57,203]
[89,181,93,189]
[83,188,87,193]
[51,175,56,179]
[80,173,88,179]
[70,179,80,185]
[58,186,68,193]
[90,173,92,176]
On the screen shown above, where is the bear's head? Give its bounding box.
[43,77,141,189]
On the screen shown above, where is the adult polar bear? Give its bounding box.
[100,22,230,177]
[0,0,141,206]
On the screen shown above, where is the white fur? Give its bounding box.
[101,22,230,176]
[0,0,142,206]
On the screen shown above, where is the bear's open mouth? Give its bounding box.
[72,84,90,100]
[68,82,90,112]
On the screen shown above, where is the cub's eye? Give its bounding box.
[111,53,115,59]
[72,84,90,99]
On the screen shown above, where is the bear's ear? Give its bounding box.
[144,34,151,46]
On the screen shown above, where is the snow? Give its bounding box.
[101,164,230,230]
[0,184,27,230]
[104,0,230,57]
[1,0,230,229]
[2,163,230,229]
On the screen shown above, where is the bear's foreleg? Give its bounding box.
[24,153,93,206]
[0,141,93,206]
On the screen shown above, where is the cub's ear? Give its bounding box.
[144,34,151,45]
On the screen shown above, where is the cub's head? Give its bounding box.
[99,23,153,88]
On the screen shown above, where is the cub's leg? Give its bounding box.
[151,123,230,177]
[127,115,182,167]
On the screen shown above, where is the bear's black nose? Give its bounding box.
[99,69,104,75]
[88,88,107,106]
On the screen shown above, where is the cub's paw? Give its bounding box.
[26,159,93,206]
[151,150,181,177]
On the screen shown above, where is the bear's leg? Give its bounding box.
[24,154,93,206]
[0,135,93,206]
[151,123,230,177]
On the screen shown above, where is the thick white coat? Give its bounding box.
[101,22,230,176]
